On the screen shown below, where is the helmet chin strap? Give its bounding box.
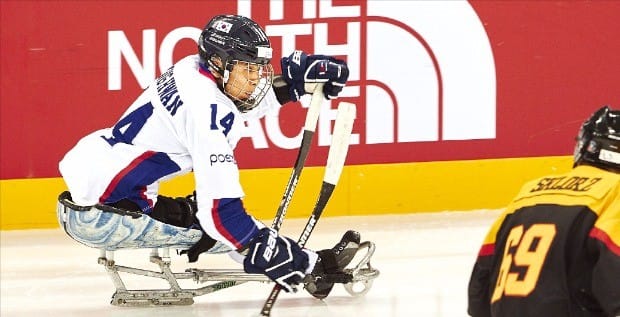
[223,69,230,84]
[205,59,229,95]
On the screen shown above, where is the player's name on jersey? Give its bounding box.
[156,66,184,116]
[529,176,602,193]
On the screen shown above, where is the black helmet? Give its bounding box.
[198,15,274,112]
[573,105,620,172]
[199,14,272,70]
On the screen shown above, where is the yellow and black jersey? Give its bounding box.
[468,165,620,317]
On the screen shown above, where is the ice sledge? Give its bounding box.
[56,191,380,306]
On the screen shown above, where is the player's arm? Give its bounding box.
[589,191,620,316]
[177,99,257,250]
[467,213,511,317]
[189,138,262,250]
[272,50,349,105]
[467,244,494,317]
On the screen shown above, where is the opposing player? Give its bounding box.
[467,105,620,316]
[59,14,357,298]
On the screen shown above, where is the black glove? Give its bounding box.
[180,226,217,262]
[281,50,349,102]
[243,228,309,292]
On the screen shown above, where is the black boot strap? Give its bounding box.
[317,249,338,273]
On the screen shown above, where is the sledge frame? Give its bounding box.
[99,242,378,306]
[56,193,379,307]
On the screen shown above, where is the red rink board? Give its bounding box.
[1,0,619,179]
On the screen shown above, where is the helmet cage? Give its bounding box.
[224,61,274,113]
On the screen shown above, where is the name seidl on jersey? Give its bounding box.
[529,176,602,193]
[509,165,618,215]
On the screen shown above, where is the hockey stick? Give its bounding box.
[271,83,324,231]
[259,102,357,316]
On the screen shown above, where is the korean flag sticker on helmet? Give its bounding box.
[213,20,233,33]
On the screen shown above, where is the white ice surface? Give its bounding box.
[0,210,501,317]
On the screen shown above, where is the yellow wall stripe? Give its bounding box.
[0,156,573,230]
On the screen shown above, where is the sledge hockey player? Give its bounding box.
[468,105,620,316]
[58,14,359,298]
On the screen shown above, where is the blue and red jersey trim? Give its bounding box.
[210,198,259,249]
[99,151,180,212]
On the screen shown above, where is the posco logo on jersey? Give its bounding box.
[107,0,496,150]
[210,153,237,166]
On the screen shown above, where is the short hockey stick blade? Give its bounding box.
[259,102,356,316]
[271,84,325,231]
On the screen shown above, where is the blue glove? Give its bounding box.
[243,228,310,292]
[281,50,349,102]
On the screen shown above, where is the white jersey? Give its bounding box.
[59,55,279,249]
